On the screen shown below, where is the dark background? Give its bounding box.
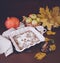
[0,0,60,63]
[0,0,60,17]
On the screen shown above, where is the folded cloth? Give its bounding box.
[0,35,13,57]
[2,28,16,39]
[17,22,25,29]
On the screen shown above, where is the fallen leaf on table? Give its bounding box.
[34,52,46,60]
[49,44,56,51]
[46,31,56,35]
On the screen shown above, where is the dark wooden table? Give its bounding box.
[0,0,60,63]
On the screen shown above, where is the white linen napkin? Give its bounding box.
[2,28,15,39]
[17,22,25,29]
[0,35,13,57]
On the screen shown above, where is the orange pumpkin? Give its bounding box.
[5,17,20,29]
